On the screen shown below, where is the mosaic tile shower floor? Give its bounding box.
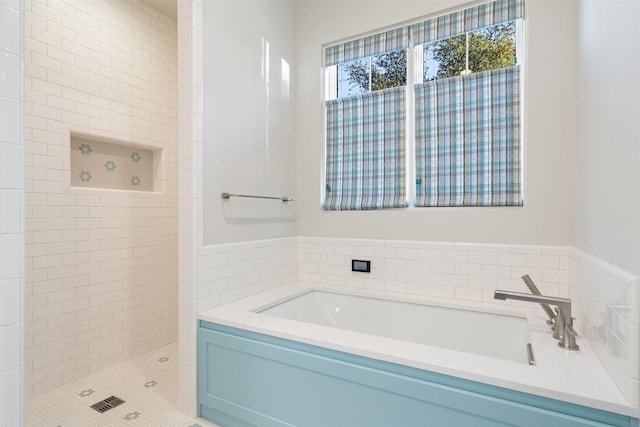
[27,342,220,427]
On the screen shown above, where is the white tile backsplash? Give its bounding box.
[571,248,640,406]
[196,238,298,313]
[298,236,571,301]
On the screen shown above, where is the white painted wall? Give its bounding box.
[24,0,178,398]
[0,1,24,424]
[575,0,640,277]
[202,0,297,245]
[179,0,638,415]
[180,1,299,414]
[294,0,578,246]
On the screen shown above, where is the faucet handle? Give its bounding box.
[552,307,561,339]
[546,306,558,327]
[569,318,578,336]
[559,323,580,351]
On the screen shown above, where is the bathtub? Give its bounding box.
[258,289,532,364]
[198,283,639,426]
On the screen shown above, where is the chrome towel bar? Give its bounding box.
[221,192,295,203]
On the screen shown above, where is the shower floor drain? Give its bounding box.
[90,396,125,413]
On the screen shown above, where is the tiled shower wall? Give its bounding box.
[0,0,25,424]
[24,0,178,398]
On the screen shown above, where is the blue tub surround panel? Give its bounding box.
[198,322,639,427]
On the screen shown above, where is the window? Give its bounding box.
[337,50,407,98]
[323,0,524,210]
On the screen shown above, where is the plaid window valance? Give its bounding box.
[414,65,522,207]
[412,0,524,46]
[324,0,523,68]
[323,87,406,210]
[325,27,409,67]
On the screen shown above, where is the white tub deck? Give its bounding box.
[198,282,639,418]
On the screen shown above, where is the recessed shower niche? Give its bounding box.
[70,133,161,192]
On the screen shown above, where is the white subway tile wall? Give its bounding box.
[571,248,640,406]
[196,238,298,313]
[177,0,203,416]
[298,237,571,304]
[0,0,24,424]
[24,0,178,399]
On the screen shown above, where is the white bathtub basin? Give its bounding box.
[258,290,531,364]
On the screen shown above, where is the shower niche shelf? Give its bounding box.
[70,133,160,192]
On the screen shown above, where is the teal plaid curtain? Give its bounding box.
[323,86,406,210]
[325,27,409,67]
[412,0,524,46]
[414,65,521,207]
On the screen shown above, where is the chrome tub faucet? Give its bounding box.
[494,289,579,351]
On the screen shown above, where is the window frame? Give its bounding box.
[321,7,525,210]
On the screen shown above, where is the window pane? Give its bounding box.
[338,58,369,98]
[371,49,407,91]
[423,34,466,81]
[468,22,516,73]
[337,49,407,98]
[423,21,517,82]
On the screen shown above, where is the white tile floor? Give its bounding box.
[27,342,220,427]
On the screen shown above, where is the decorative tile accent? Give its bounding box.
[79,144,92,155]
[70,134,155,192]
[158,357,169,363]
[78,171,92,182]
[123,411,141,421]
[143,380,157,388]
[78,389,94,397]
